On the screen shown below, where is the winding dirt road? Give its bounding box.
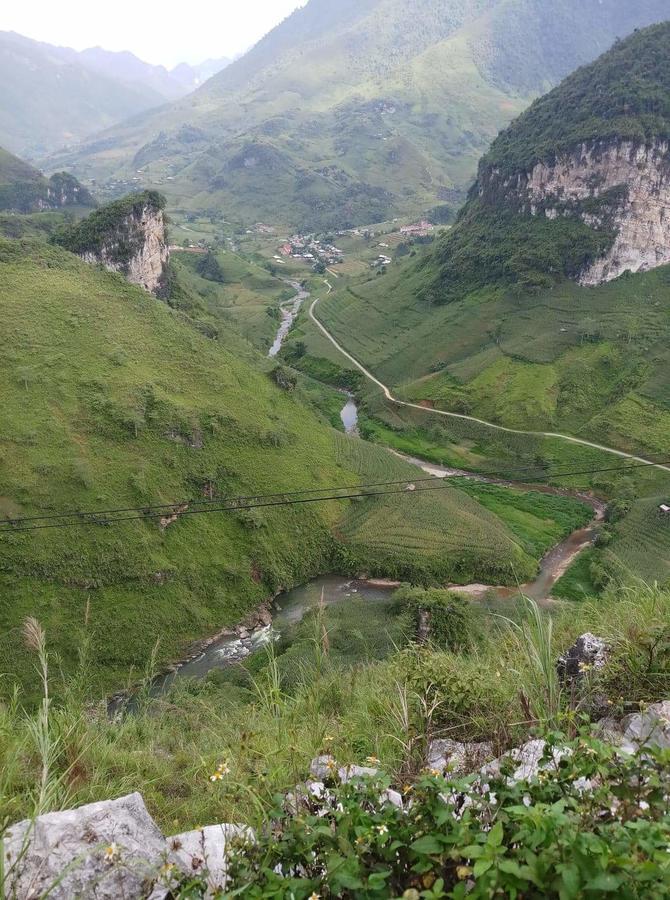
[309,296,670,474]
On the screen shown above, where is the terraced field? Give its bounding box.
[608,496,670,586]
[334,434,590,585]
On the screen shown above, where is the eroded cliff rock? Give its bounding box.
[53,190,169,295]
[482,139,670,285]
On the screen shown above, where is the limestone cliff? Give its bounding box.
[53,191,169,295]
[482,139,670,285]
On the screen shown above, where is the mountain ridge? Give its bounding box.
[0,31,230,159]
[47,0,670,229]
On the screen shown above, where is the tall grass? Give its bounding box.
[1,584,668,841]
[498,596,561,728]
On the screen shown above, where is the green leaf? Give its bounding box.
[498,859,524,878]
[411,835,444,855]
[473,858,493,877]
[487,821,504,848]
[586,873,624,892]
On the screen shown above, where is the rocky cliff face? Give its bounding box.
[80,202,169,295]
[481,139,670,285]
[43,172,96,209]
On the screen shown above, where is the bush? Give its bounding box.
[394,586,473,651]
[389,644,514,739]
[271,366,297,392]
[195,250,225,283]
[227,733,670,898]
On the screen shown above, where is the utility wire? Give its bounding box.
[1,456,667,536]
[0,481,503,544]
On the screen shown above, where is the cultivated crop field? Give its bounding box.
[316,260,670,461]
[608,495,670,586]
[334,434,591,584]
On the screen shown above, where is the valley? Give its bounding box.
[2,7,670,898]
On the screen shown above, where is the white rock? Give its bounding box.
[309,755,338,780]
[167,824,252,897]
[3,793,168,900]
[483,739,572,784]
[557,633,610,683]
[380,788,403,809]
[427,739,494,775]
[619,701,670,753]
[338,764,378,783]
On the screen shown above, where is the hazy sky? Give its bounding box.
[1,0,306,67]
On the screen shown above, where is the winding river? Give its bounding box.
[268,281,309,358]
[121,447,603,705]
[114,289,609,704]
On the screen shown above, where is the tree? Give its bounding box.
[195,251,225,283]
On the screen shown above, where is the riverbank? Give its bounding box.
[268,280,309,357]
[116,447,600,704]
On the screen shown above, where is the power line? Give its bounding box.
[0,481,503,546]
[0,456,667,536]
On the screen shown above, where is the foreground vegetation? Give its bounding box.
[1,581,669,895]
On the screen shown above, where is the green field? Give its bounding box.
[0,237,597,699]
[315,260,670,462]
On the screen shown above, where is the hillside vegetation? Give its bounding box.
[428,22,670,297]
[0,239,587,699]
[47,0,669,228]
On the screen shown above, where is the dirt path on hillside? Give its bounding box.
[309,296,670,475]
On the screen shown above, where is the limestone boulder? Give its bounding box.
[2,793,168,900]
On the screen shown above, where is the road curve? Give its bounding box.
[309,296,670,475]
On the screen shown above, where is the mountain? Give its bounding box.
[47,0,670,229]
[0,31,167,158]
[429,20,670,298]
[0,145,95,212]
[57,46,231,100]
[309,23,670,470]
[169,57,232,93]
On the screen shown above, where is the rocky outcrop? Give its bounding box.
[2,793,250,900]
[484,139,670,285]
[43,172,96,209]
[557,632,610,684]
[2,793,168,900]
[80,203,169,295]
[53,191,169,296]
[427,738,494,775]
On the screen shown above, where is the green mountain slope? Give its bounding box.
[0,146,95,212]
[429,21,670,297]
[0,238,579,696]
[48,0,669,229]
[0,31,167,159]
[308,22,670,464]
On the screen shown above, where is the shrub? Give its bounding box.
[394,586,473,651]
[226,733,670,898]
[195,250,225,283]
